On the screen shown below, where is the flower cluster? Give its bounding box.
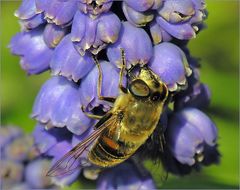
[0,126,54,189]
[10,0,219,189]
[1,126,151,189]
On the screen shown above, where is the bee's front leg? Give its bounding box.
[119,48,128,94]
[81,106,103,120]
[93,55,117,103]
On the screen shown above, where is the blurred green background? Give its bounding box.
[1,1,239,189]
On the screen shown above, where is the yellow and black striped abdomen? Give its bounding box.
[88,132,132,167]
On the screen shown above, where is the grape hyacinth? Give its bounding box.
[9,0,219,189]
[0,126,54,190]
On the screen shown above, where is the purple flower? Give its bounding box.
[0,126,39,162]
[14,0,38,20]
[71,11,121,55]
[79,61,126,112]
[0,160,24,190]
[156,0,207,40]
[14,0,46,31]
[32,123,92,173]
[11,0,207,77]
[25,159,53,189]
[48,140,81,186]
[35,0,78,26]
[50,34,95,82]
[4,135,36,162]
[158,0,195,24]
[43,23,69,48]
[32,123,72,154]
[32,76,93,135]
[0,126,22,149]
[122,2,154,27]
[122,0,163,27]
[107,22,153,69]
[149,42,192,91]
[167,108,218,166]
[124,0,162,12]
[78,0,113,17]
[122,0,206,42]
[97,161,156,190]
[9,1,218,189]
[174,82,211,110]
[32,124,83,186]
[149,20,172,44]
[9,27,53,75]
[0,126,57,189]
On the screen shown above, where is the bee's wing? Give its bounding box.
[46,113,119,177]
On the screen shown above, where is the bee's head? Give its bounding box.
[128,67,168,103]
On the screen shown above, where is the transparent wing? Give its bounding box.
[46,113,119,177]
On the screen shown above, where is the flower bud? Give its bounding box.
[43,23,68,48]
[78,0,113,17]
[4,135,35,162]
[25,159,53,189]
[9,27,53,74]
[149,42,192,91]
[71,11,121,55]
[97,162,156,190]
[0,160,24,189]
[35,0,77,26]
[156,0,207,40]
[79,61,126,112]
[167,108,218,166]
[50,35,95,82]
[32,76,93,135]
[107,22,153,69]
[122,2,154,27]
[14,0,46,30]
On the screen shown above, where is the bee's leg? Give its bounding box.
[119,48,128,93]
[83,167,102,180]
[94,112,113,129]
[159,133,166,152]
[130,156,149,177]
[93,56,116,103]
[81,106,103,120]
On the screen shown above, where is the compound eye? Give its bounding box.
[151,84,168,102]
[150,92,160,101]
[129,79,150,97]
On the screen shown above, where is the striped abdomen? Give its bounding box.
[88,129,134,167]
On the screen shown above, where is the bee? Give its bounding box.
[47,49,169,177]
